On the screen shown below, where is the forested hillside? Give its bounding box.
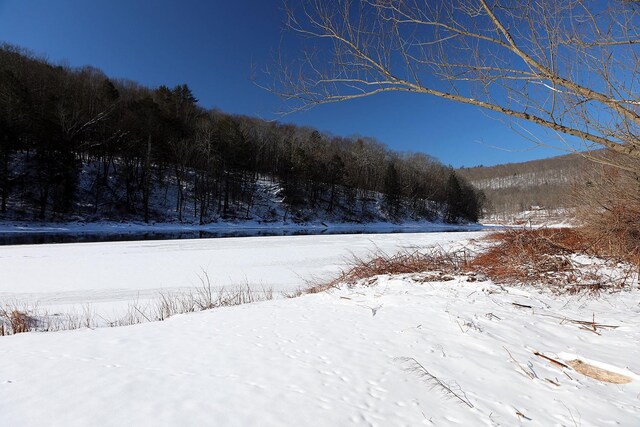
[457,153,590,217]
[0,44,483,225]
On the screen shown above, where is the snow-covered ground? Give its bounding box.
[2,274,639,426]
[0,231,486,321]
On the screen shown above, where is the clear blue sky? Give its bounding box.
[0,0,566,167]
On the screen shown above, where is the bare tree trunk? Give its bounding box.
[174,164,183,222]
[0,135,8,213]
[223,172,230,219]
[39,185,48,220]
[143,135,152,223]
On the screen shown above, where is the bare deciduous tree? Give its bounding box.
[270,0,640,170]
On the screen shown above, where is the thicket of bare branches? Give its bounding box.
[305,228,637,297]
[307,246,470,293]
[272,0,640,165]
[573,154,640,262]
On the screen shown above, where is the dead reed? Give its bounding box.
[0,275,273,336]
[469,228,636,294]
[309,227,637,296]
[306,246,472,293]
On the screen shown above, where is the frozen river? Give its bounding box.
[0,231,486,318]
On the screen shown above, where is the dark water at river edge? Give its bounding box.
[0,226,483,246]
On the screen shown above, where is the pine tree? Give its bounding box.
[383,162,402,217]
[445,172,464,223]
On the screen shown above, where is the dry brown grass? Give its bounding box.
[1,277,274,336]
[0,307,39,335]
[470,228,581,286]
[307,247,472,293]
[573,156,640,266]
[470,228,636,294]
[308,227,637,296]
[153,281,273,321]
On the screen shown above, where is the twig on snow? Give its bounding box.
[504,346,536,380]
[396,357,474,408]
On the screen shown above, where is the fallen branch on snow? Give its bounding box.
[396,356,474,409]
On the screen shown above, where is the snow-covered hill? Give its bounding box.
[457,152,586,217]
[3,156,467,226]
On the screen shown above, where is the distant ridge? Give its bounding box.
[457,152,597,216]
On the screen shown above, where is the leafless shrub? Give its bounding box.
[0,303,40,335]
[153,292,193,321]
[304,228,636,296]
[310,247,472,293]
[8,310,37,334]
[471,228,581,283]
[573,156,640,266]
[470,228,636,293]
[194,270,216,310]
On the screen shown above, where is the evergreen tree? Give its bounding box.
[445,172,464,223]
[383,162,402,217]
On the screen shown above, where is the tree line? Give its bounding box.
[0,44,483,224]
[457,153,587,216]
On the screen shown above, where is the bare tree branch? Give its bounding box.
[268,0,640,167]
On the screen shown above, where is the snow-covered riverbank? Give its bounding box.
[2,274,638,426]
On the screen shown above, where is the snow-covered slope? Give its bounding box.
[2,276,638,426]
[3,156,456,225]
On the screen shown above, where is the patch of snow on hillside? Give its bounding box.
[471,169,577,190]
